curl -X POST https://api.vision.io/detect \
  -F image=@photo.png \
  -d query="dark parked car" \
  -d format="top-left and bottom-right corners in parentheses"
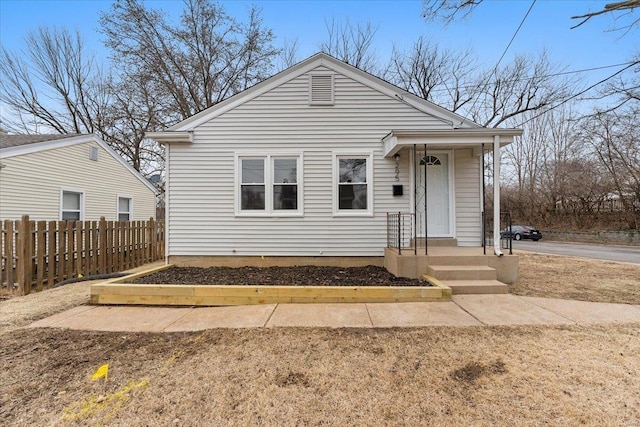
top-left (500, 225), bottom-right (542, 241)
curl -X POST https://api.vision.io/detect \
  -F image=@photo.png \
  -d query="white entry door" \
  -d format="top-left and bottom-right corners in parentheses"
top-left (415, 151), bottom-right (453, 237)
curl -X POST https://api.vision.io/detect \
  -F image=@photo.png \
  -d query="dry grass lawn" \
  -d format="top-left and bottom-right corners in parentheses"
top-left (512, 251), bottom-right (640, 304)
top-left (1, 254), bottom-right (639, 426)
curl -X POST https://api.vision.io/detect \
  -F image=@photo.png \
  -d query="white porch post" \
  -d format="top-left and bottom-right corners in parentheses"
top-left (493, 135), bottom-right (503, 256)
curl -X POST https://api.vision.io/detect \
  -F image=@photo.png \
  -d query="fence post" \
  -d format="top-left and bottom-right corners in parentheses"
top-left (99, 217), bottom-right (107, 274)
top-left (16, 215), bottom-right (32, 295)
top-left (149, 218), bottom-right (156, 261)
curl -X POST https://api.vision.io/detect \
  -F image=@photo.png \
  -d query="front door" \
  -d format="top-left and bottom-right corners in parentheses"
top-left (415, 151), bottom-right (453, 237)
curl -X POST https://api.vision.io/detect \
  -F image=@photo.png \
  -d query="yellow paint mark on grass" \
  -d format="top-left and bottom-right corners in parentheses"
top-left (62, 379), bottom-right (149, 424)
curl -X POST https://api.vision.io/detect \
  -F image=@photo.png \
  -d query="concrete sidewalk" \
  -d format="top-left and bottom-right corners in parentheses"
top-left (29, 295), bottom-right (640, 331)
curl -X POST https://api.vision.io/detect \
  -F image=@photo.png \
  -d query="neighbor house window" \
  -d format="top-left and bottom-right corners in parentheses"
top-left (333, 153), bottom-right (373, 215)
top-left (60, 190), bottom-right (84, 221)
top-left (237, 154), bottom-right (302, 215)
top-left (118, 196), bottom-right (133, 221)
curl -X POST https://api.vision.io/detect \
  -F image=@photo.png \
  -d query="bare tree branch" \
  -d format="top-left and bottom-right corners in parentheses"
top-left (571, 0), bottom-right (640, 28)
top-left (320, 19), bottom-right (379, 73)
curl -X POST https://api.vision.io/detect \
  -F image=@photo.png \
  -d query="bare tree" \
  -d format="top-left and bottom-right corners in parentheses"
top-left (320, 19), bottom-right (379, 73)
top-left (580, 107), bottom-right (640, 229)
top-left (571, 0), bottom-right (640, 29)
top-left (276, 38), bottom-right (300, 72)
top-left (470, 51), bottom-right (576, 128)
top-left (100, 0), bottom-right (280, 120)
top-left (0, 26), bottom-right (165, 176)
top-left (423, 0), bottom-right (640, 30)
top-left (385, 37), bottom-right (476, 113)
top-left (0, 26), bottom-right (109, 135)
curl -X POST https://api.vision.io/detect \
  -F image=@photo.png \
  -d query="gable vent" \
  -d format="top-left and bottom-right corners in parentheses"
top-left (309, 74), bottom-right (334, 105)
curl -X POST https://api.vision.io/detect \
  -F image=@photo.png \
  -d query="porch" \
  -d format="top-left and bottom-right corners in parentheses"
top-left (384, 244), bottom-right (518, 295)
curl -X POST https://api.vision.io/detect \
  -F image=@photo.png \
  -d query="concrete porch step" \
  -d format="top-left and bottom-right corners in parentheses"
top-left (439, 280), bottom-right (508, 295)
top-left (426, 255), bottom-right (491, 266)
top-left (411, 238), bottom-right (458, 247)
top-left (426, 265), bottom-right (497, 281)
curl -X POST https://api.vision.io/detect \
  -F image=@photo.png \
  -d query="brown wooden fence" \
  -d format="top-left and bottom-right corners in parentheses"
top-left (1, 216), bottom-right (165, 296)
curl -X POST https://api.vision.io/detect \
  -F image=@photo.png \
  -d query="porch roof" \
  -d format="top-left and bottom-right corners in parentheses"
top-left (382, 128), bottom-right (523, 158)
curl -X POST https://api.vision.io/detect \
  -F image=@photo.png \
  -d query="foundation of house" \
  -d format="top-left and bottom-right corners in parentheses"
top-left (168, 255), bottom-right (384, 268)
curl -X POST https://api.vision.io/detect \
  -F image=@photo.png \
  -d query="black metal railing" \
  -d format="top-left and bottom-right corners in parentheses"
top-left (483, 211), bottom-right (513, 255)
top-left (501, 211), bottom-right (513, 255)
top-left (387, 212), bottom-right (429, 255)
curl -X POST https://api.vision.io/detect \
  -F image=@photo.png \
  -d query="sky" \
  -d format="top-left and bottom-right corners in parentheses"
top-left (0, 0), bottom-right (638, 99)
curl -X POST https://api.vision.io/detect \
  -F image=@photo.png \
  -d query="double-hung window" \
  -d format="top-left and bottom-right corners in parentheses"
top-left (60, 189), bottom-right (84, 221)
top-left (333, 153), bottom-right (373, 216)
top-left (118, 196), bottom-right (133, 221)
top-left (237, 154), bottom-right (302, 216)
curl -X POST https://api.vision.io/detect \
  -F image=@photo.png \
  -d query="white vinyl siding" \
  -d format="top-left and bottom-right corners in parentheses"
top-left (454, 149), bottom-right (481, 246)
top-left (166, 66), bottom-right (469, 257)
top-left (0, 142), bottom-right (156, 221)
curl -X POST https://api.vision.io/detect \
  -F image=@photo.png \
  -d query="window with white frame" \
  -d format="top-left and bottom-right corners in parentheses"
top-left (334, 153), bottom-right (372, 215)
top-left (61, 190), bottom-right (84, 220)
top-left (237, 154), bottom-right (302, 215)
top-left (118, 196), bottom-right (133, 221)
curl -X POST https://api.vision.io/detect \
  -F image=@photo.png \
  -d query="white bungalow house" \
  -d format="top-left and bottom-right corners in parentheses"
top-left (149, 53), bottom-right (522, 291)
top-left (0, 133), bottom-right (157, 221)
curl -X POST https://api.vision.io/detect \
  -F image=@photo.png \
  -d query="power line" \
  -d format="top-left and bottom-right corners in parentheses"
top-left (514, 61), bottom-right (638, 128)
top-left (494, 0), bottom-right (537, 70)
top-left (428, 61), bottom-right (635, 94)
top-left (467, 0), bottom-right (537, 119)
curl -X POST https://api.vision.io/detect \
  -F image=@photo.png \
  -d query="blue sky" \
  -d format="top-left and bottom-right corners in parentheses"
top-left (0, 0), bottom-right (637, 90)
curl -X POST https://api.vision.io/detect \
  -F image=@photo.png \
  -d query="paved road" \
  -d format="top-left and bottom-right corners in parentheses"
top-left (512, 240), bottom-right (640, 264)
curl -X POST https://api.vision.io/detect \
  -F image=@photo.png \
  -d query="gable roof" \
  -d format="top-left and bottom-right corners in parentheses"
top-left (158, 52), bottom-right (482, 135)
top-left (0, 134), bottom-right (158, 194)
top-left (0, 133), bottom-right (82, 149)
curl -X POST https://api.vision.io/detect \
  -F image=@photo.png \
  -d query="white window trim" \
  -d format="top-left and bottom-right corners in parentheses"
top-left (332, 151), bottom-right (374, 217)
top-left (59, 187), bottom-right (85, 221)
top-left (117, 194), bottom-right (134, 221)
top-left (235, 152), bottom-right (304, 217)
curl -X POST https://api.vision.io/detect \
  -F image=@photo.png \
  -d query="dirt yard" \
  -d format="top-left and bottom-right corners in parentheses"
top-left (1, 253), bottom-right (639, 426)
top-left (131, 265), bottom-right (428, 286)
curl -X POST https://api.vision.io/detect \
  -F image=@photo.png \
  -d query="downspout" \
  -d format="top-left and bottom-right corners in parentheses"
top-left (493, 135), bottom-right (503, 257)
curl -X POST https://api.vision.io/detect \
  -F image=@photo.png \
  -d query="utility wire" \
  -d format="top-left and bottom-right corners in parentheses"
top-left (494, 0), bottom-right (537, 70)
top-left (467, 0), bottom-right (537, 119)
top-left (427, 61), bottom-right (634, 94)
top-left (514, 61), bottom-right (638, 128)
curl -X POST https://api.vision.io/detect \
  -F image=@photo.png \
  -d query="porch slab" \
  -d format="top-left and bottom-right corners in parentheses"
top-left (520, 297), bottom-right (640, 324)
top-left (267, 303), bottom-right (372, 328)
top-left (366, 301), bottom-right (482, 327)
top-left (440, 280), bottom-right (508, 295)
top-left (451, 294), bottom-right (574, 325)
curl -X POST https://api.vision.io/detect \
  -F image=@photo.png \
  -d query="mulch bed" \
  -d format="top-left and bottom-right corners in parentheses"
top-left (130, 265), bottom-right (429, 287)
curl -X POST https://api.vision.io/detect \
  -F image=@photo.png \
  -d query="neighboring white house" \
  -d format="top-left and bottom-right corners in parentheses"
top-left (148, 53), bottom-right (521, 268)
top-left (0, 133), bottom-right (157, 221)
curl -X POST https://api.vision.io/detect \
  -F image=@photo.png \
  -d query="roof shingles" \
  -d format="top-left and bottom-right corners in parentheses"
top-left (0, 134), bottom-right (83, 150)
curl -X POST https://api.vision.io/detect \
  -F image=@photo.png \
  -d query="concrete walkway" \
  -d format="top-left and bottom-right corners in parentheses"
top-left (29, 295), bottom-right (640, 332)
